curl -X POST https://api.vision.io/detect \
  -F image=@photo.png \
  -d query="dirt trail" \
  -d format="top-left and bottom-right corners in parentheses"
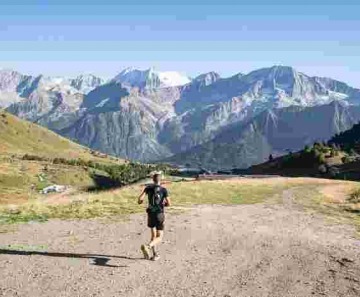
top-left (1, 192), bottom-right (360, 296)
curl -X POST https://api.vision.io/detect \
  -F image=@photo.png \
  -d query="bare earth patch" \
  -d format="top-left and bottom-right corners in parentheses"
top-left (319, 184), bottom-right (355, 204)
top-left (1, 196), bottom-right (360, 296)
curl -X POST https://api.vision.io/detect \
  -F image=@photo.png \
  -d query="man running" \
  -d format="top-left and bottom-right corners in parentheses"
top-left (138, 171), bottom-right (171, 261)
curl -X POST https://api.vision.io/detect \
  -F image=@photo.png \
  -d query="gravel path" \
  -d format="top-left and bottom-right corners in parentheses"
top-left (1, 198), bottom-right (360, 297)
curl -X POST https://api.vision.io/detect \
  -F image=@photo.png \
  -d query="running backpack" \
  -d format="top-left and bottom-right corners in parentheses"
top-left (147, 186), bottom-right (164, 213)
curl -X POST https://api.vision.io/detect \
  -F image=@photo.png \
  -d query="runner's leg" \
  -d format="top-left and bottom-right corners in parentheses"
top-left (148, 213), bottom-right (164, 259)
top-left (141, 216), bottom-right (155, 259)
top-left (149, 227), bottom-right (156, 243)
top-left (150, 230), bottom-right (163, 260)
top-left (149, 230), bottom-right (163, 248)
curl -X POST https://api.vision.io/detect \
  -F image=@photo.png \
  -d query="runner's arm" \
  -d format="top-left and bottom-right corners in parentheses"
top-left (138, 188), bottom-right (146, 204)
top-left (164, 196), bottom-right (171, 207)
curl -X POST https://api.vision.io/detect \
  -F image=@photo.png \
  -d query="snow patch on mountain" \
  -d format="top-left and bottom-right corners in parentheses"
top-left (156, 71), bottom-right (191, 87)
top-left (95, 98), bottom-right (110, 108)
top-left (112, 67), bottom-right (191, 89)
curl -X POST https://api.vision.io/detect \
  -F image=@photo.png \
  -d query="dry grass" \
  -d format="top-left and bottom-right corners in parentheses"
top-left (1, 176), bottom-right (359, 233)
top-left (289, 181), bottom-right (360, 232)
top-left (167, 178), bottom-right (291, 205)
top-left (0, 178), bottom-right (291, 224)
top-left (348, 188), bottom-right (360, 204)
top-left (318, 182), bottom-right (360, 212)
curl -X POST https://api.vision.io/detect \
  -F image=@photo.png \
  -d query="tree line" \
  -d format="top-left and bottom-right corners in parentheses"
top-left (22, 154), bottom-right (173, 186)
top-left (328, 122), bottom-right (360, 154)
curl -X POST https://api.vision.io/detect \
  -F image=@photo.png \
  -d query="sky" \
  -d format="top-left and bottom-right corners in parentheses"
top-left (0, 0), bottom-right (360, 87)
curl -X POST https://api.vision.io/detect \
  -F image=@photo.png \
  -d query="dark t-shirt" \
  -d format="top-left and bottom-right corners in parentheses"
top-left (145, 184), bottom-right (168, 213)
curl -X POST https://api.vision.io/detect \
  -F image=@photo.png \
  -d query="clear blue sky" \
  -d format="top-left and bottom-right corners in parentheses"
top-left (0, 0), bottom-right (360, 87)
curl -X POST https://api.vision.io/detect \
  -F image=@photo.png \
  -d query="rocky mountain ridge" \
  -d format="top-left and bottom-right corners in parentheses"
top-left (4, 65), bottom-right (360, 168)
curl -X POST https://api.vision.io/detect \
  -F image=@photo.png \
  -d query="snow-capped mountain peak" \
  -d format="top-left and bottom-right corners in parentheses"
top-left (112, 67), bottom-right (191, 89)
top-left (70, 74), bottom-right (105, 94)
top-left (0, 69), bottom-right (106, 108)
top-left (0, 69), bottom-right (30, 92)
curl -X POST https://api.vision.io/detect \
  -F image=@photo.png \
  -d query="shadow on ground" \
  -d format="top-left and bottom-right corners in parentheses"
top-left (0, 249), bottom-right (144, 268)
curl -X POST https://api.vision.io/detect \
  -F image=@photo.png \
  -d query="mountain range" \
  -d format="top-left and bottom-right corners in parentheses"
top-left (2, 65), bottom-right (360, 169)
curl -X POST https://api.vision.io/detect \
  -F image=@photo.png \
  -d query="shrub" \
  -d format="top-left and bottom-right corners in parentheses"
top-left (318, 164), bottom-right (327, 174)
top-left (330, 149), bottom-right (339, 157)
top-left (328, 166), bottom-right (340, 178)
top-left (304, 145), bottom-right (311, 153)
top-left (348, 148), bottom-right (357, 156)
top-left (318, 153), bottom-right (326, 164)
top-left (53, 157), bottom-right (65, 164)
top-left (348, 189), bottom-right (360, 203)
top-left (341, 155), bottom-right (351, 164)
top-left (22, 154), bottom-right (47, 162)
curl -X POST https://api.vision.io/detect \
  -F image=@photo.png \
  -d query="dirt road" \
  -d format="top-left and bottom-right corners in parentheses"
top-left (1, 191), bottom-right (360, 297)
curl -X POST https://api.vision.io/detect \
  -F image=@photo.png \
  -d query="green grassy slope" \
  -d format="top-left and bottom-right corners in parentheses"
top-left (0, 110), bottom-right (126, 204)
top-left (0, 110), bottom-right (121, 163)
top-left (0, 158), bottom-right (95, 204)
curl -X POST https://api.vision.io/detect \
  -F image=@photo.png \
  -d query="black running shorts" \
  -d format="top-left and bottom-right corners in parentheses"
top-left (147, 212), bottom-right (165, 230)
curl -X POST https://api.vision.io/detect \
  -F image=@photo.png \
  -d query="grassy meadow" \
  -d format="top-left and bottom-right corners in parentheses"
top-left (0, 156), bottom-right (96, 204)
top-left (0, 177), bottom-right (358, 234)
top-left (1, 110), bottom-right (359, 233)
top-left (0, 178), bottom-right (289, 224)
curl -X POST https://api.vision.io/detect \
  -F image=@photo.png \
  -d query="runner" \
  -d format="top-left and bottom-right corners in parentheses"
top-left (138, 171), bottom-right (171, 261)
